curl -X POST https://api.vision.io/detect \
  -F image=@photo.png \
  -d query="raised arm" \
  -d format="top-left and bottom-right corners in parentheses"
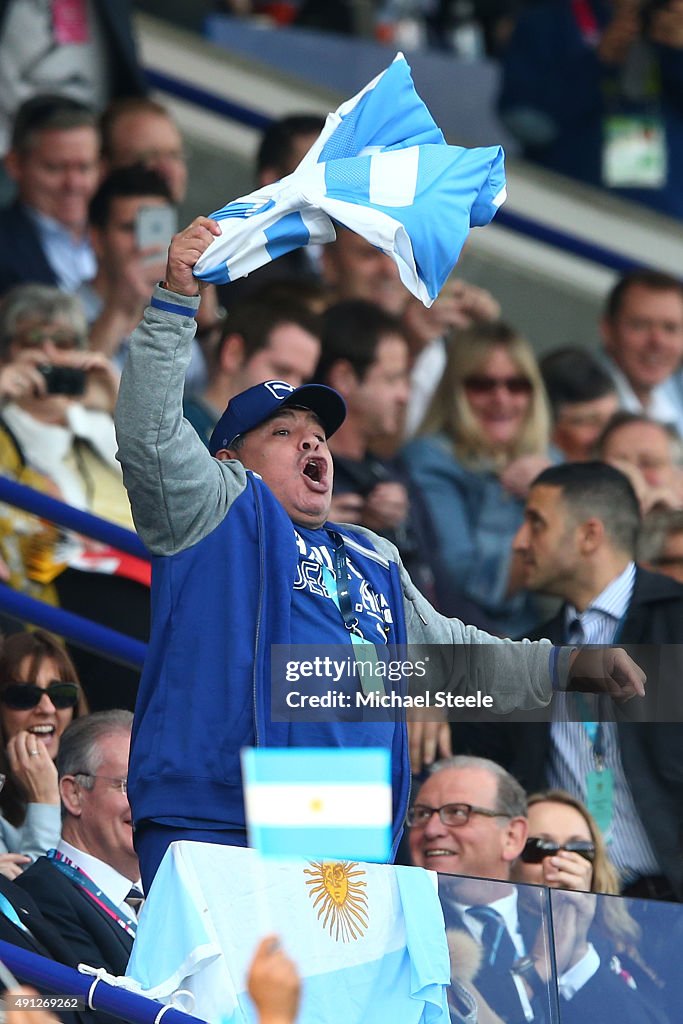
top-left (115, 218), bottom-right (250, 555)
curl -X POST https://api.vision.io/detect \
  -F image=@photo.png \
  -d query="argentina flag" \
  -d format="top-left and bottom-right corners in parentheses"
top-left (193, 53), bottom-right (505, 306)
top-left (242, 748), bottom-right (393, 862)
top-left (127, 842), bottom-right (450, 1024)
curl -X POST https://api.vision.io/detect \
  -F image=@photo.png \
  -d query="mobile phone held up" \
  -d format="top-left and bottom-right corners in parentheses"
top-left (38, 364), bottom-right (87, 396)
top-left (135, 205), bottom-right (178, 263)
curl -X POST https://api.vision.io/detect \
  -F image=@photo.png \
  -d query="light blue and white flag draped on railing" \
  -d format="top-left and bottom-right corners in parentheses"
top-left (193, 52), bottom-right (506, 307)
top-left (127, 842), bottom-right (450, 1024)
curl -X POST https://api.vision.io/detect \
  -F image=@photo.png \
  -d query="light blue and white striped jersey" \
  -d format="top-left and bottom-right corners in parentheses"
top-left (193, 53), bottom-right (506, 307)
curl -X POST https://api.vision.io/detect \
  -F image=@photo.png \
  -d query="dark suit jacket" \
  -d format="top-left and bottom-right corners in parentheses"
top-left (442, 890), bottom-right (663, 1024)
top-left (0, 201), bottom-right (59, 294)
top-left (441, 892), bottom-right (544, 1024)
top-left (0, 873), bottom-right (81, 964)
top-left (16, 857), bottom-right (134, 975)
top-left (0, 0), bottom-right (147, 295)
top-left (453, 568), bottom-right (683, 897)
top-left (0, 875), bottom-right (95, 1024)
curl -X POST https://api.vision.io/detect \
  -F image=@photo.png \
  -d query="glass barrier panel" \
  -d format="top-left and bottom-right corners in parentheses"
top-left (438, 873), bottom-right (560, 1023)
top-left (549, 888), bottom-right (679, 1024)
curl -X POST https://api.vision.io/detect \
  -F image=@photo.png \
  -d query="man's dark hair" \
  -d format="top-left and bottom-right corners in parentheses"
top-left (315, 300), bottom-right (405, 384)
top-left (256, 114), bottom-right (325, 178)
top-left (11, 94), bottom-right (97, 152)
top-left (596, 410), bottom-right (680, 457)
top-left (88, 165), bottom-right (173, 229)
top-left (540, 346), bottom-right (616, 416)
top-left (604, 269), bottom-right (683, 321)
top-left (532, 462), bottom-right (641, 553)
top-left (212, 298), bottom-right (322, 371)
top-left (249, 276), bottom-right (327, 313)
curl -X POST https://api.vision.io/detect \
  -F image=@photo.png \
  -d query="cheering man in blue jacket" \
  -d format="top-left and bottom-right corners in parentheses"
top-left (115, 217), bottom-right (645, 890)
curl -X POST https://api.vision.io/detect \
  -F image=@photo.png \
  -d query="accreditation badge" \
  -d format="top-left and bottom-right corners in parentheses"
top-left (602, 115), bottom-right (667, 188)
top-left (586, 766), bottom-right (614, 835)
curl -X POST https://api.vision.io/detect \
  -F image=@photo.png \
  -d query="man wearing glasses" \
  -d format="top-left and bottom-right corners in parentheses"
top-left (16, 710), bottom-right (141, 976)
top-left (409, 756), bottom-right (658, 1024)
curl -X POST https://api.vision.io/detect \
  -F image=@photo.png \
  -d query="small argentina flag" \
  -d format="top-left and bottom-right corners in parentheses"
top-left (194, 52), bottom-right (506, 307)
top-left (241, 747), bottom-right (392, 862)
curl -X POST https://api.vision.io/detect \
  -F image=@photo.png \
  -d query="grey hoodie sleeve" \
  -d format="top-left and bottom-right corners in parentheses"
top-left (115, 285), bottom-right (248, 556)
top-left (349, 525), bottom-right (562, 712)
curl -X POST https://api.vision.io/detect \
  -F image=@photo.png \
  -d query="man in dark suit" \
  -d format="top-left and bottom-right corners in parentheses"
top-left (0, 874), bottom-right (97, 1024)
top-left (16, 710), bottom-right (139, 975)
top-left (456, 462), bottom-right (683, 900)
top-left (0, 95), bottom-right (100, 295)
top-left (0, 873), bottom-right (80, 965)
top-left (409, 756), bottom-right (665, 1024)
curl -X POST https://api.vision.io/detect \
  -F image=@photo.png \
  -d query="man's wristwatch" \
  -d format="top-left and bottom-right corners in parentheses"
top-left (511, 955), bottom-right (544, 996)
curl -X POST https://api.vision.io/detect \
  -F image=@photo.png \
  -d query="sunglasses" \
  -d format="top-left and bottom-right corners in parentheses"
top-left (521, 837), bottom-right (596, 864)
top-left (464, 375), bottom-right (533, 395)
top-left (1, 680), bottom-right (80, 711)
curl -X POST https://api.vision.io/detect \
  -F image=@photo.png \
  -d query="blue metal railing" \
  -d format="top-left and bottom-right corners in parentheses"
top-left (0, 940), bottom-right (207, 1024)
top-left (493, 208), bottom-right (646, 275)
top-left (0, 476), bottom-right (148, 559)
top-left (146, 68), bottom-right (271, 131)
top-left (0, 476), bottom-right (148, 669)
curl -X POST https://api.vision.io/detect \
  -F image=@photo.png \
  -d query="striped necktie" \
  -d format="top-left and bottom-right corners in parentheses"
top-left (466, 905), bottom-right (516, 970)
top-left (124, 886), bottom-right (144, 918)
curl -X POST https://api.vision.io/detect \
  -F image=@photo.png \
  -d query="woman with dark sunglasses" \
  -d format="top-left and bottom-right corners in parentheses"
top-left (402, 321), bottom-right (552, 636)
top-left (513, 790), bottom-right (668, 1022)
top-left (0, 631), bottom-right (89, 873)
top-left (513, 789), bottom-right (606, 893)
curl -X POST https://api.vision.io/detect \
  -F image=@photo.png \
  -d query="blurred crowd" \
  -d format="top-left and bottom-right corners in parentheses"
top-left (0, 2), bottom-right (680, 1022)
top-left (216, 0), bottom-right (683, 220)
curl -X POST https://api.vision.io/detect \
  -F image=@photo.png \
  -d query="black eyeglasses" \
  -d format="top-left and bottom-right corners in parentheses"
top-left (406, 802), bottom-right (510, 828)
top-left (1, 680), bottom-right (80, 711)
top-left (463, 375), bottom-right (533, 395)
top-left (521, 837), bottom-right (596, 864)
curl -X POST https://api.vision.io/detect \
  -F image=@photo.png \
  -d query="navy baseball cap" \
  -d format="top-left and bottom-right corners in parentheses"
top-left (208, 379), bottom-right (347, 455)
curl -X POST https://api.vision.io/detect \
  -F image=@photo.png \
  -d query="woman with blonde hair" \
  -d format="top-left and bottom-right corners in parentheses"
top-left (402, 321), bottom-right (551, 634)
top-left (513, 789), bottom-right (667, 1019)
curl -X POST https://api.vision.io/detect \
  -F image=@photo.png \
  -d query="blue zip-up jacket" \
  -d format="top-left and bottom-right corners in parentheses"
top-left (131, 469), bottom-right (411, 850)
top-left (115, 287), bottom-right (560, 857)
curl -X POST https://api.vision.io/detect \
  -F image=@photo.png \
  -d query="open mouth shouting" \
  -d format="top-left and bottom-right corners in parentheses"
top-left (301, 455), bottom-right (329, 491)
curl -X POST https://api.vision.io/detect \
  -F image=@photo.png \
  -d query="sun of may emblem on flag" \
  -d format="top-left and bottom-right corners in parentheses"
top-left (304, 861), bottom-right (369, 942)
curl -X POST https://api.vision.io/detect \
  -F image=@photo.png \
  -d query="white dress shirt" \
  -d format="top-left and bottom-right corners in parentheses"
top-left (57, 838), bottom-right (142, 922)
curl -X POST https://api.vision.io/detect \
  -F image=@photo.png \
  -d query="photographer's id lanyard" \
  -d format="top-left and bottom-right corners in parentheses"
top-left (583, 720), bottom-right (614, 836)
top-left (571, 0), bottom-right (666, 187)
top-left (602, 112), bottom-right (666, 188)
top-left (601, 39), bottom-right (666, 188)
top-left (323, 530), bottom-right (386, 696)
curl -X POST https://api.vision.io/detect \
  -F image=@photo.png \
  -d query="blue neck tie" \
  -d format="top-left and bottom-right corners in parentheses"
top-left (466, 905), bottom-right (516, 970)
